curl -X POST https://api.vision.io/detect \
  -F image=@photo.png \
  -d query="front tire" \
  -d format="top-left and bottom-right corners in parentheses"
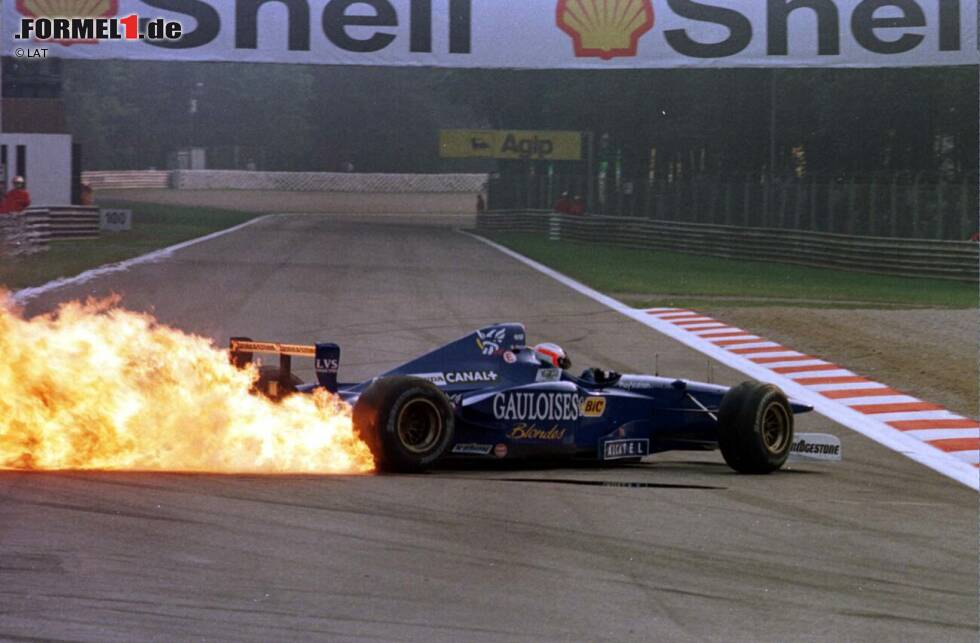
top-left (718, 381), bottom-right (794, 474)
top-left (353, 376), bottom-right (455, 472)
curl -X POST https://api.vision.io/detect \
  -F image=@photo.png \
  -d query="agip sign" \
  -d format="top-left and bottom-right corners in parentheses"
top-left (5, 0), bottom-right (977, 68)
top-left (440, 130), bottom-right (583, 161)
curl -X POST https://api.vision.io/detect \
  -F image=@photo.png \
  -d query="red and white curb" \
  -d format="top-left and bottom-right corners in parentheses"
top-left (465, 231), bottom-right (979, 490)
top-left (646, 308), bottom-right (979, 475)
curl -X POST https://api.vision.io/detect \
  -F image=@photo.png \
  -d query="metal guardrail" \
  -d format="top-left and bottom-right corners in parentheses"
top-left (489, 172), bottom-right (979, 241)
top-left (477, 210), bottom-right (980, 282)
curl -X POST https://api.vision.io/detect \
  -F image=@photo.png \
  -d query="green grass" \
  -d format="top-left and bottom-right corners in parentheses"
top-left (487, 233), bottom-right (978, 309)
top-left (1, 201), bottom-right (259, 290)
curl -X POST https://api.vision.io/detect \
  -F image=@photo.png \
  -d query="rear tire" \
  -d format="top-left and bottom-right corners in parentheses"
top-left (254, 366), bottom-right (303, 401)
top-left (353, 376), bottom-right (455, 473)
top-left (718, 381), bottom-right (793, 474)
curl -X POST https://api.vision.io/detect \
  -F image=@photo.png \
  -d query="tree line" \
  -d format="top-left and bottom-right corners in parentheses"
top-left (60, 61), bottom-right (977, 180)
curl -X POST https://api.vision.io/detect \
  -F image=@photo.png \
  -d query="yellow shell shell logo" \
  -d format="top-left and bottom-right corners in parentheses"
top-left (17, 0), bottom-right (118, 19)
top-left (557, 0), bottom-right (655, 60)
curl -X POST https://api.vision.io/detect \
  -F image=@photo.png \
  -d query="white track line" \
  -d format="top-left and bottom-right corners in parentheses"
top-left (463, 230), bottom-right (979, 490)
top-left (12, 216), bottom-right (271, 304)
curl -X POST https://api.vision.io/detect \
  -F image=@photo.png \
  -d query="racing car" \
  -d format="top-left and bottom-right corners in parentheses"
top-left (230, 323), bottom-right (840, 473)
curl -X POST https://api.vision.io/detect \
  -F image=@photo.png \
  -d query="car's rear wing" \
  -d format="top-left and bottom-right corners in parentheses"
top-left (230, 337), bottom-right (340, 392)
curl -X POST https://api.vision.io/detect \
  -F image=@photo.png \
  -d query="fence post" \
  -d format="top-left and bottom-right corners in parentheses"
top-left (708, 180), bottom-right (719, 226)
top-left (809, 177), bottom-right (818, 232)
top-left (936, 179), bottom-right (946, 239)
top-left (743, 180), bottom-right (751, 227)
top-left (889, 176), bottom-right (898, 238)
top-left (778, 180), bottom-right (789, 228)
top-left (846, 177), bottom-right (857, 235)
top-left (673, 180), bottom-right (681, 222)
top-left (761, 177), bottom-right (770, 228)
top-left (867, 177), bottom-right (877, 236)
top-left (793, 181), bottom-right (803, 230)
top-left (961, 177), bottom-right (972, 239)
top-left (691, 180), bottom-right (700, 223)
top-left (724, 182), bottom-right (733, 225)
top-left (911, 173), bottom-right (921, 238)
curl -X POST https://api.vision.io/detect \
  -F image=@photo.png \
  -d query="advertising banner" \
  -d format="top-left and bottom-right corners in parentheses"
top-left (5, 1), bottom-right (978, 69)
top-left (440, 130), bottom-right (583, 160)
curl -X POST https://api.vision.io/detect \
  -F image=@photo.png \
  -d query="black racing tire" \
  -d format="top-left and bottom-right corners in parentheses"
top-left (718, 381), bottom-right (794, 474)
top-left (254, 366), bottom-right (303, 401)
top-left (353, 376), bottom-right (455, 473)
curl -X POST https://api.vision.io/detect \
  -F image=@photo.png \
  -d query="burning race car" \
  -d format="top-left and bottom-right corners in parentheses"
top-left (230, 323), bottom-right (841, 473)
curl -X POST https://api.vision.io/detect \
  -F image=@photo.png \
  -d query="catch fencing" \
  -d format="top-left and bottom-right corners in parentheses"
top-left (489, 172), bottom-right (979, 242)
top-left (477, 210), bottom-right (979, 282)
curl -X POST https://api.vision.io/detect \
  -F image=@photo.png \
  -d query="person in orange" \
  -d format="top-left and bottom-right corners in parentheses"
top-left (80, 182), bottom-right (94, 206)
top-left (569, 194), bottom-right (586, 215)
top-left (4, 176), bottom-right (31, 213)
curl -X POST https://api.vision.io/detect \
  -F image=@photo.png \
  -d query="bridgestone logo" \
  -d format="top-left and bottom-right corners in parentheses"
top-left (791, 440), bottom-right (840, 456)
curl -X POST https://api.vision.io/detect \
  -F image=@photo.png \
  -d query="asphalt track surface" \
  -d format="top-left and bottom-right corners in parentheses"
top-left (2, 215), bottom-right (977, 642)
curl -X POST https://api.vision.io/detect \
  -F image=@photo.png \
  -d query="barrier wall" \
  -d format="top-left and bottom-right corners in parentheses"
top-left (477, 210), bottom-right (980, 283)
top-left (170, 170), bottom-right (487, 193)
top-left (82, 170), bottom-right (487, 215)
top-left (83, 171), bottom-right (171, 190)
top-left (83, 170), bottom-right (487, 193)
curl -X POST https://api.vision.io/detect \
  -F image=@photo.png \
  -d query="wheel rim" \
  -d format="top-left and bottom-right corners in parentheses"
top-left (761, 402), bottom-right (790, 453)
top-left (396, 398), bottom-right (443, 454)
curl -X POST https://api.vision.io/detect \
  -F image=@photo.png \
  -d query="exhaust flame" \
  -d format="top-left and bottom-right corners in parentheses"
top-left (0, 292), bottom-right (374, 473)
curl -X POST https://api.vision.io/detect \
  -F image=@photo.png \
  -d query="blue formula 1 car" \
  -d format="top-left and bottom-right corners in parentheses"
top-left (230, 323), bottom-right (841, 474)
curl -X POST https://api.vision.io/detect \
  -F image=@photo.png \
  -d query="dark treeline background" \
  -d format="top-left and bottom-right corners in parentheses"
top-left (58, 61), bottom-right (977, 179)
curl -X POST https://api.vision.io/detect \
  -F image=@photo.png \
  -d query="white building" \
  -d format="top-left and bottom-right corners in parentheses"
top-left (0, 133), bottom-right (72, 207)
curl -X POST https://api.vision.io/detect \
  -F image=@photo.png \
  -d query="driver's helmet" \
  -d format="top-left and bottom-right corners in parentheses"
top-left (533, 342), bottom-right (570, 369)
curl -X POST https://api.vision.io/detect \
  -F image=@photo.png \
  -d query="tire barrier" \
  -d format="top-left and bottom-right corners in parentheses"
top-left (478, 210), bottom-right (979, 283)
top-left (1, 206), bottom-right (101, 256)
top-left (43, 206), bottom-right (101, 241)
top-left (0, 210), bottom-right (50, 257)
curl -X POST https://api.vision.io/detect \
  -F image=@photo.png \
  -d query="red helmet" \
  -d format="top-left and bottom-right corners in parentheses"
top-left (533, 342), bottom-right (570, 369)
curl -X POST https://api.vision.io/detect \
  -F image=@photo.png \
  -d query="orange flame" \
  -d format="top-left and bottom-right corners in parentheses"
top-left (0, 292), bottom-right (374, 474)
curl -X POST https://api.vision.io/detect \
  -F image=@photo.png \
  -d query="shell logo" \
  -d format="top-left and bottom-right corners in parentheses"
top-left (16, 0), bottom-right (118, 19)
top-left (557, 0), bottom-right (655, 60)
